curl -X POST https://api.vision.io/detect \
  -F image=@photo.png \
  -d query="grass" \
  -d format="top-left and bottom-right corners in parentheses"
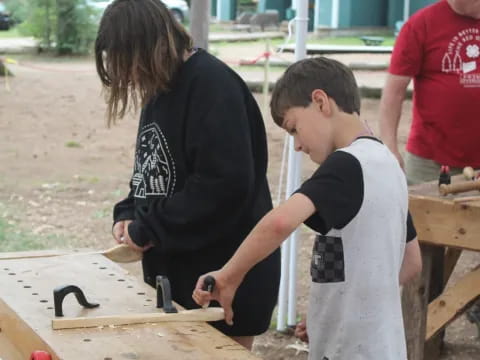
top-left (65, 140), bottom-right (82, 148)
top-left (0, 217), bottom-right (62, 252)
top-left (0, 27), bottom-right (21, 39)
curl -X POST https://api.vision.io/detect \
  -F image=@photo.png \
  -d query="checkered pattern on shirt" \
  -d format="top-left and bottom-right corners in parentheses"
top-left (311, 235), bottom-right (345, 283)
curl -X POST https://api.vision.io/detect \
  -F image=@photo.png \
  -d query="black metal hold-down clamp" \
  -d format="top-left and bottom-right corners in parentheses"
top-left (156, 276), bottom-right (178, 313)
top-left (53, 285), bottom-right (100, 317)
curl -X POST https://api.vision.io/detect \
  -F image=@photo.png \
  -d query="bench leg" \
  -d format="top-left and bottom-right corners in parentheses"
top-left (402, 244), bottom-right (435, 360)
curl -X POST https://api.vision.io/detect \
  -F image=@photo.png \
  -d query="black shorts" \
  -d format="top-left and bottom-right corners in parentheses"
top-left (142, 247), bottom-right (281, 336)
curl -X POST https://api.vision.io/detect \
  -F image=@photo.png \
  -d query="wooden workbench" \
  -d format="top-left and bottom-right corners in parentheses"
top-left (0, 251), bottom-right (261, 360)
top-left (406, 177), bottom-right (480, 360)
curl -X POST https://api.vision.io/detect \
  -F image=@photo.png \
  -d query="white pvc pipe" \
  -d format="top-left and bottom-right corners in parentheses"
top-left (277, 137), bottom-right (298, 331)
top-left (332, 0), bottom-right (340, 29)
top-left (403, 0), bottom-right (410, 22)
top-left (274, 0), bottom-right (308, 331)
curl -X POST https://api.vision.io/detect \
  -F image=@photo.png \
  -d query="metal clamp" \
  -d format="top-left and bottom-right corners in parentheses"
top-left (53, 285), bottom-right (99, 317)
top-left (156, 276), bottom-right (178, 313)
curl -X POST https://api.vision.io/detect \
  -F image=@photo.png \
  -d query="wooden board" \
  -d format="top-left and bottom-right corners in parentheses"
top-left (409, 176), bottom-right (480, 251)
top-left (426, 266), bottom-right (480, 340)
top-left (0, 252), bottom-right (260, 360)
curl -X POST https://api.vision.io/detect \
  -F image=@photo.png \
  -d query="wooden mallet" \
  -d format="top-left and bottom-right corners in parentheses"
top-left (439, 180), bottom-right (480, 196)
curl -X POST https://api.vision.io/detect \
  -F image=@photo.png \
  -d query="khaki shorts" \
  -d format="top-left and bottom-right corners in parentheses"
top-left (404, 152), bottom-right (462, 186)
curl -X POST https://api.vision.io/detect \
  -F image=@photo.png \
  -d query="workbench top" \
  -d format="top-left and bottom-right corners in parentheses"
top-left (0, 252), bottom-right (260, 360)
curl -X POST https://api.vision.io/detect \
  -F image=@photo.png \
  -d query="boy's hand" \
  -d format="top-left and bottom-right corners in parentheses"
top-left (295, 319), bottom-right (309, 343)
top-left (192, 271), bottom-right (242, 326)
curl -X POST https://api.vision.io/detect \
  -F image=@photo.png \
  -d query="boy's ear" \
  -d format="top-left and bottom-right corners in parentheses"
top-left (311, 89), bottom-right (331, 115)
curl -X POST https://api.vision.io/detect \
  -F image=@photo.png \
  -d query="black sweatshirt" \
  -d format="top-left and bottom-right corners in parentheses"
top-left (113, 49), bottom-right (276, 278)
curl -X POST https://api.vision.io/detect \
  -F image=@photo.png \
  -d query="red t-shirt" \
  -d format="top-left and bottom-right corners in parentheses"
top-left (390, 0), bottom-right (480, 167)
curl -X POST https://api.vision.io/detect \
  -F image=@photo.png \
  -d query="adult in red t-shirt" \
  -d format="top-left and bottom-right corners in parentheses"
top-left (380, 0), bottom-right (480, 185)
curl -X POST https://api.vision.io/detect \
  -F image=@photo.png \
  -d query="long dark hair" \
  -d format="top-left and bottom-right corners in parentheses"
top-left (95, 0), bottom-right (193, 125)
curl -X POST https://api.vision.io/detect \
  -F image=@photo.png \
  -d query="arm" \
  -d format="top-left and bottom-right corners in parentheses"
top-left (379, 74), bottom-right (411, 168)
top-left (399, 237), bottom-right (422, 285)
top-left (193, 193), bottom-right (316, 325)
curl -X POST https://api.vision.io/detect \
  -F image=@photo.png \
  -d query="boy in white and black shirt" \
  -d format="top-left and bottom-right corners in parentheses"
top-left (193, 57), bottom-right (421, 359)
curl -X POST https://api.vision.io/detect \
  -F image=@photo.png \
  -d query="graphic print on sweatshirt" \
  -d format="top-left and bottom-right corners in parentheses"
top-left (132, 123), bottom-right (176, 198)
top-left (441, 27), bottom-right (480, 87)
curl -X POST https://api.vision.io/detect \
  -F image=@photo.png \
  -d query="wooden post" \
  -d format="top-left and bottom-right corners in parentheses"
top-left (0, 60), bottom-right (12, 77)
top-left (190, 0), bottom-right (210, 51)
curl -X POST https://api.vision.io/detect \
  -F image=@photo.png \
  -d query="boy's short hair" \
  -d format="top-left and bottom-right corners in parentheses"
top-left (270, 57), bottom-right (361, 126)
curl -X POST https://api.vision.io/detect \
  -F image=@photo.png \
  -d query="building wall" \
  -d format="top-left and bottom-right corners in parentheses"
top-left (258, 0), bottom-right (292, 20)
top-left (315, 0), bottom-right (333, 27)
top-left (350, 0), bottom-right (387, 27)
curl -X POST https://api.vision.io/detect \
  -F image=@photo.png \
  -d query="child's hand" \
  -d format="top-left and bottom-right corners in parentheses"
top-left (192, 271), bottom-right (241, 326)
top-left (295, 319), bottom-right (309, 343)
top-left (112, 220), bottom-right (131, 244)
top-left (121, 221), bottom-right (153, 252)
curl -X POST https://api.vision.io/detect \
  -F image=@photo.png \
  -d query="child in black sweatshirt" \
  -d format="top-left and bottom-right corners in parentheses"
top-left (94, 0), bottom-right (280, 349)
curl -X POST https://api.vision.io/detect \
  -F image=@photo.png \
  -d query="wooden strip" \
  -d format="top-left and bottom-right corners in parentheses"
top-left (426, 267), bottom-right (480, 340)
top-left (0, 245), bottom-right (142, 263)
top-left (52, 308), bottom-right (225, 330)
top-left (0, 249), bottom-right (69, 260)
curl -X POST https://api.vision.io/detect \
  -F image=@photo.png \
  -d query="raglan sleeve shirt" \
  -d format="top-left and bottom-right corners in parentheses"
top-left (126, 64), bottom-right (260, 253)
top-left (296, 150), bottom-right (417, 242)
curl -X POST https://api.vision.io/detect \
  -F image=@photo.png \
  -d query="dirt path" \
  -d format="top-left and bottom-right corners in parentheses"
top-left (0, 56), bottom-right (479, 359)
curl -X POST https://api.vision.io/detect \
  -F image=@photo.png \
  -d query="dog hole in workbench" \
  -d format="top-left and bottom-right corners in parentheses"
top-left (118, 279), bottom-right (125, 282)
top-left (99, 266), bottom-right (107, 270)
top-left (32, 293), bottom-right (38, 295)
top-left (40, 300), bottom-right (48, 303)
top-left (17, 279), bottom-right (23, 282)
top-left (47, 306), bottom-right (53, 310)
top-left (83, 338), bottom-right (92, 342)
top-left (23, 285), bottom-right (31, 288)
top-left (92, 262), bottom-right (98, 265)
top-left (127, 285), bottom-right (133, 288)
top-left (145, 299), bottom-right (152, 302)
top-left (8, 273), bottom-right (16, 275)
top-left (109, 273), bottom-right (115, 276)
top-left (3, 268), bottom-right (9, 271)
top-left (137, 292), bottom-right (145, 295)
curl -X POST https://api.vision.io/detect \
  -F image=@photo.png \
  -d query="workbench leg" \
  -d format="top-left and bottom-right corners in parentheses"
top-left (444, 248), bottom-right (462, 285)
top-left (402, 244), bottom-right (434, 360)
top-left (424, 245), bottom-right (446, 359)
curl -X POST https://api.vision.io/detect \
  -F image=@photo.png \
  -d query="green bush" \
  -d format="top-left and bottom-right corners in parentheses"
top-left (6, 0), bottom-right (98, 55)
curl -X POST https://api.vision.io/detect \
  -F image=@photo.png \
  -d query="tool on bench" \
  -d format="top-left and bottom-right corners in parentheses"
top-left (52, 275), bottom-right (223, 330)
top-left (53, 285), bottom-right (99, 317)
top-left (438, 165), bottom-right (451, 186)
top-left (463, 166), bottom-right (476, 180)
top-left (439, 180), bottom-right (480, 196)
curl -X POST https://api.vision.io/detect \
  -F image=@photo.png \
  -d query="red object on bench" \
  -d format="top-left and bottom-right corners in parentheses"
top-left (30, 351), bottom-right (52, 360)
